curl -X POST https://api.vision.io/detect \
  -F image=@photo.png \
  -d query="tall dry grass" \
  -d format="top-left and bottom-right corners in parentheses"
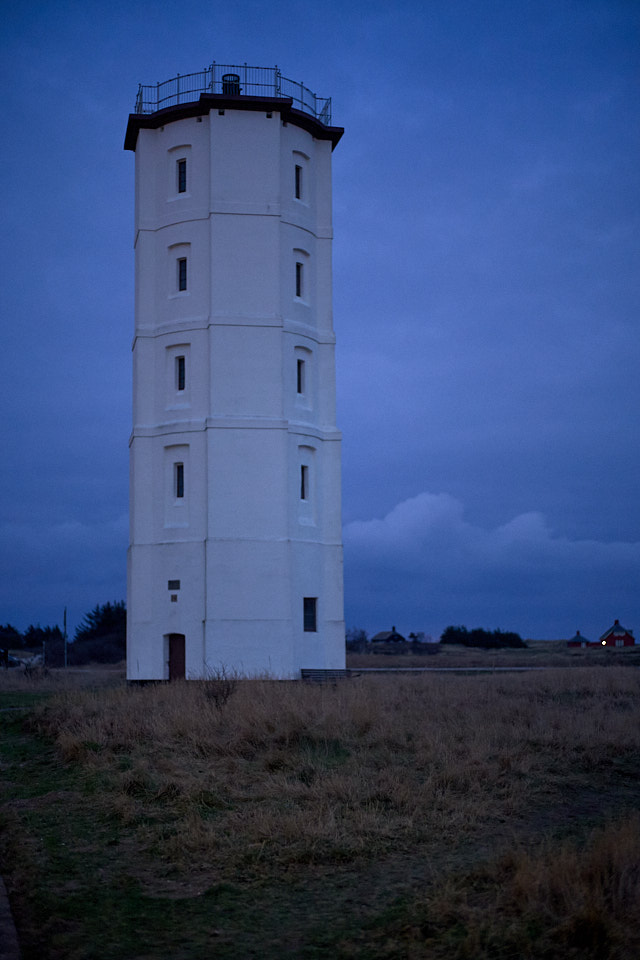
top-left (394, 815), bottom-right (640, 959)
top-left (34, 668), bottom-right (640, 879)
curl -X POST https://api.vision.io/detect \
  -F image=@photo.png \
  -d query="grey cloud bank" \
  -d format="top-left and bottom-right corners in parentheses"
top-left (344, 493), bottom-right (640, 640)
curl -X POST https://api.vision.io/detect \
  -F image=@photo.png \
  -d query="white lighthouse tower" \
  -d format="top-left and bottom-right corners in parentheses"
top-left (124, 64), bottom-right (345, 680)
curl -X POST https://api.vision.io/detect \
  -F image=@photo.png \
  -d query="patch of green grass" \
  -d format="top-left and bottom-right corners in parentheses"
top-left (0, 690), bottom-right (54, 710)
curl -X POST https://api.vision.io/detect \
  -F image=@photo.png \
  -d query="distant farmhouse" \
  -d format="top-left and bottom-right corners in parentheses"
top-left (567, 619), bottom-right (635, 648)
top-left (371, 626), bottom-right (406, 643)
top-left (598, 619), bottom-right (635, 647)
top-left (567, 630), bottom-right (591, 648)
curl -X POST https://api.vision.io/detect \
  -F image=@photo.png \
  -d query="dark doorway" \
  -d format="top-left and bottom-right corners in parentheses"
top-left (168, 633), bottom-right (185, 680)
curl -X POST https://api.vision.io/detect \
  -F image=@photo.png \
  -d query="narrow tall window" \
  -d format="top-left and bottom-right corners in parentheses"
top-left (178, 258), bottom-right (187, 291)
top-left (295, 164), bottom-right (302, 199)
top-left (296, 358), bottom-right (305, 394)
top-left (295, 261), bottom-right (303, 298)
top-left (175, 462), bottom-right (184, 499)
top-left (177, 158), bottom-right (187, 193)
top-left (300, 464), bottom-right (308, 500)
top-left (303, 597), bottom-right (317, 632)
top-left (176, 356), bottom-right (186, 391)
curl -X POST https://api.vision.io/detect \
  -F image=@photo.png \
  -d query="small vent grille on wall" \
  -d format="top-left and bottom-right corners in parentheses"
top-left (168, 580), bottom-right (181, 590)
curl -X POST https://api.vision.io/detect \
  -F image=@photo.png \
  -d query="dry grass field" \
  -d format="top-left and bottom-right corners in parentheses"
top-left (1, 664), bottom-right (639, 958)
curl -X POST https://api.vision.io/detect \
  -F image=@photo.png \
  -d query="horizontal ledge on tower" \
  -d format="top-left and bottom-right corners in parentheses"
top-left (125, 94), bottom-right (343, 152)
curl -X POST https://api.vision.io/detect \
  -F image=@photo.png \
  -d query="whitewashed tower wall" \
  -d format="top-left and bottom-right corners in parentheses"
top-left (125, 71), bottom-right (345, 679)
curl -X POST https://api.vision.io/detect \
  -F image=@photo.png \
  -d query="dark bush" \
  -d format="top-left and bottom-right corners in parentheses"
top-left (346, 628), bottom-right (368, 653)
top-left (440, 625), bottom-right (526, 649)
top-left (0, 624), bottom-right (23, 648)
top-left (21, 625), bottom-right (65, 666)
top-left (70, 602), bottom-right (126, 664)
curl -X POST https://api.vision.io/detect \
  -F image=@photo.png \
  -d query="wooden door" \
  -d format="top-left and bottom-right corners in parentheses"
top-left (168, 633), bottom-right (185, 681)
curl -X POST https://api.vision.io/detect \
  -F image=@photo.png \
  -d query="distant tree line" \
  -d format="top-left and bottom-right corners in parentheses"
top-left (1, 623), bottom-right (65, 658)
top-left (0, 601), bottom-right (126, 667)
top-left (440, 625), bottom-right (526, 649)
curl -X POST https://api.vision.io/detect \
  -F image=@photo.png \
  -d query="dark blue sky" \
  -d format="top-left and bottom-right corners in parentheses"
top-left (2, 0), bottom-right (638, 640)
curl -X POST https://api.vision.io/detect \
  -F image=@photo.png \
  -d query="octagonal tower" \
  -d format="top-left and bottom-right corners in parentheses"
top-left (124, 64), bottom-right (345, 679)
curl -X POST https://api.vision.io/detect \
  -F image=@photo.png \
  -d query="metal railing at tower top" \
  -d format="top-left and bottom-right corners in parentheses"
top-left (134, 63), bottom-right (333, 125)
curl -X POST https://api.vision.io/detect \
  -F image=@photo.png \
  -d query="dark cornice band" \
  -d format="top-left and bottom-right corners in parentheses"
top-left (124, 93), bottom-right (344, 151)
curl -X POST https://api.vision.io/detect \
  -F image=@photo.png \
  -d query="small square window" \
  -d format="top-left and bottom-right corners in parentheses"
top-left (303, 597), bottom-right (317, 632)
top-left (300, 464), bottom-right (308, 500)
top-left (177, 158), bottom-right (187, 193)
top-left (296, 358), bottom-right (305, 394)
top-left (295, 164), bottom-right (302, 199)
top-left (295, 261), bottom-right (303, 298)
top-left (175, 462), bottom-right (184, 499)
top-left (178, 258), bottom-right (187, 291)
top-left (176, 356), bottom-right (186, 391)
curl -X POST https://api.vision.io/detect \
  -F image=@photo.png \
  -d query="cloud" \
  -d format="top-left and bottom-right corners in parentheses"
top-left (343, 493), bottom-right (640, 640)
top-left (0, 515), bottom-right (128, 633)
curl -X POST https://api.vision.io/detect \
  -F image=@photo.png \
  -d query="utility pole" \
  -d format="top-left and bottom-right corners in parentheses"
top-left (64, 606), bottom-right (68, 668)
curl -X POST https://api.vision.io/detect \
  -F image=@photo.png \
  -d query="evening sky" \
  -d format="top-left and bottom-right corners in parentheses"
top-left (2, 0), bottom-right (638, 640)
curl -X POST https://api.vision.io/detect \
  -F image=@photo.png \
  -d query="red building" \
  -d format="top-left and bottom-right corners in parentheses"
top-left (598, 619), bottom-right (635, 647)
top-left (567, 620), bottom-right (635, 648)
top-left (567, 630), bottom-right (590, 648)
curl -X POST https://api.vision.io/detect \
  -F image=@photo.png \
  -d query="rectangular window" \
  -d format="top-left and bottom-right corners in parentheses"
top-left (175, 462), bottom-right (184, 499)
top-left (303, 597), bottom-right (317, 632)
top-left (295, 164), bottom-right (302, 199)
top-left (295, 261), bottom-right (303, 298)
top-left (296, 358), bottom-right (305, 394)
top-left (176, 356), bottom-right (186, 391)
top-left (177, 158), bottom-right (187, 193)
top-left (178, 258), bottom-right (187, 291)
top-left (300, 464), bottom-right (308, 500)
